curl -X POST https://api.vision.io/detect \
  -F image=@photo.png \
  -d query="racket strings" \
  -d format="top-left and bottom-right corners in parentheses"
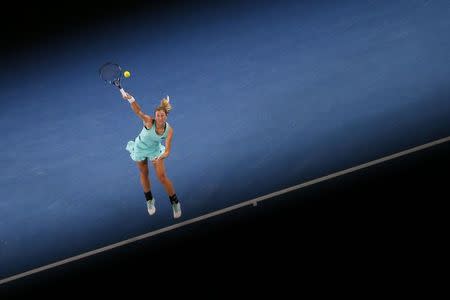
top-left (99, 63), bottom-right (122, 83)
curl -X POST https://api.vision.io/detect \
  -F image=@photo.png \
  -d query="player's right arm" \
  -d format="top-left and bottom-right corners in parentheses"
top-left (122, 92), bottom-right (153, 123)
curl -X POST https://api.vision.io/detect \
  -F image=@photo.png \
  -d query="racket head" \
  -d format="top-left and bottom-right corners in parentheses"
top-left (99, 62), bottom-right (123, 87)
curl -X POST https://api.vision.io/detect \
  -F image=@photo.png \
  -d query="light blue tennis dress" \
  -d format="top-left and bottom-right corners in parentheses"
top-left (126, 121), bottom-right (171, 161)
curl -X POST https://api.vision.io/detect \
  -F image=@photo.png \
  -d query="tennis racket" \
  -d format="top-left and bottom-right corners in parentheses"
top-left (99, 62), bottom-right (128, 97)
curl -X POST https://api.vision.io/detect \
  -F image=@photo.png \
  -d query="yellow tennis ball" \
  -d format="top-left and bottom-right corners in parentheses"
top-left (124, 71), bottom-right (131, 78)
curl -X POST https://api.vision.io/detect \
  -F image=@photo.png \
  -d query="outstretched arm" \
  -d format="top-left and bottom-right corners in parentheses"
top-left (122, 91), bottom-right (153, 123)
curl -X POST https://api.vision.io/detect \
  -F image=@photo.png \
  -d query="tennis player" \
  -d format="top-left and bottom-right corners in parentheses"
top-left (122, 91), bottom-right (181, 219)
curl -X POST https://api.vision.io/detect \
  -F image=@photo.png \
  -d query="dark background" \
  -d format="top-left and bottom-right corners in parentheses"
top-left (1, 0), bottom-right (447, 295)
top-left (2, 128), bottom-right (447, 296)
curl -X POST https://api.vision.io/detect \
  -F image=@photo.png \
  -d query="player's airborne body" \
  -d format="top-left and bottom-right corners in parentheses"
top-left (99, 62), bottom-right (182, 219)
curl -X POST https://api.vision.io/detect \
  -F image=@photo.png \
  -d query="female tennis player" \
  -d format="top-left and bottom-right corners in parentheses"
top-left (122, 91), bottom-right (181, 219)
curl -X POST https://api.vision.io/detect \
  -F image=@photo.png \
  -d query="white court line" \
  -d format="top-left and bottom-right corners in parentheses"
top-left (1, 135), bottom-right (449, 285)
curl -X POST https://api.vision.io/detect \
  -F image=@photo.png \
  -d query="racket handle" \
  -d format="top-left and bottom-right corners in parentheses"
top-left (120, 88), bottom-right (135, 103)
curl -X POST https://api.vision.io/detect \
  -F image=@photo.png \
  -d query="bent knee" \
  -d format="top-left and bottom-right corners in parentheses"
top-left (139, 167), bottom-right (148, 177)
top-left (139, 169), bottom-right (149, 177)
top-left (157, 174), bottom-right (169, 183)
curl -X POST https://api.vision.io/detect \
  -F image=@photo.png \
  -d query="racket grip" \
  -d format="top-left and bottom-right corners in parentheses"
top-left (121, 88), bottom-right (136, 103)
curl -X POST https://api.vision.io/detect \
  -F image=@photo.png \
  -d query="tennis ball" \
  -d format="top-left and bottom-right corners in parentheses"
top-left (124, 71), bottom-right (131, 78)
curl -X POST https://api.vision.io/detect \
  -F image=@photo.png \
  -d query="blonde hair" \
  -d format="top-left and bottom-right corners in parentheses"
top-left (156, 96), bottom-right (172, 115)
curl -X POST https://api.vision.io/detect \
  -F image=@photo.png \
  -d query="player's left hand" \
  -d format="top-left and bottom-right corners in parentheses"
top-left (154, 153), bottom-right (168, 161)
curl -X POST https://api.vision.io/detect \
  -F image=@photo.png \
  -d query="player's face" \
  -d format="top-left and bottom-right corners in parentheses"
top-left (155, 110), bottom-right (167, 125)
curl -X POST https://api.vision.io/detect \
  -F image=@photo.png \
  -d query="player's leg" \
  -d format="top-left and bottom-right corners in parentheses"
top-left (137, 158), bottom-right (156, 215)
top-left (152, 159), bottom-right (181, 218)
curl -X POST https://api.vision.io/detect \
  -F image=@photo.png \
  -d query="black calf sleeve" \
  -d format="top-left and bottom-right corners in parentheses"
top-left (144, 190), bottom-right (153, 201)
top-left (169, 194), bottom-right (179, 204)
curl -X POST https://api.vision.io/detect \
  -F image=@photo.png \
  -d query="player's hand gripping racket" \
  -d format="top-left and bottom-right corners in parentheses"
top-left (99, 62), bottom-right (128, 98)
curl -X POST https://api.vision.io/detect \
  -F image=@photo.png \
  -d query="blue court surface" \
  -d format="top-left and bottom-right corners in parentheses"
top-left (1, 0), bottom-right (449, 280)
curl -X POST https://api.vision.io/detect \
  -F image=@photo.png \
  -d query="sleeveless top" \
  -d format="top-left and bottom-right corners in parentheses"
top-left (137, 121), bottom-right (170, 149)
